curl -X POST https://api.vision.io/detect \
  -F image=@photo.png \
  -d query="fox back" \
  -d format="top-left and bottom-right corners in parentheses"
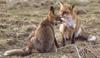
top-left (30, 6), bottom-right (61, 52)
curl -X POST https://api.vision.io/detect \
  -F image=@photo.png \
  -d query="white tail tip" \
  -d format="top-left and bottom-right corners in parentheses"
top-left (3, 51), bottom-right (10, 56)
top-left (88, 35), bottom-right (96, 41)
top-left (3, 50), bottom-right (15, 56)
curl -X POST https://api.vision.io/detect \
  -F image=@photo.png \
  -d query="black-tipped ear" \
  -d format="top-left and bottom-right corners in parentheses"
top-left (50, 6), bottom-right (55, 14)
top-left (59, 1), bottom-right (63, 8)
top-left (72, 4), bottom-right (75, 10)
top-left (69, 4), bottom-right (75, 11)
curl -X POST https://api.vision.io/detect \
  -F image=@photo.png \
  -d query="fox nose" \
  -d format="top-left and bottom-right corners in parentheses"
top-left (61, 17), bottom-right (76, 29)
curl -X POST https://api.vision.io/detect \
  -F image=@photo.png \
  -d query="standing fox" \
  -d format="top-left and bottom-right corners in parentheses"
top-left (59, 2), bottom-right (96, 46)
top-left (3, 6), bottom-right (61, 56)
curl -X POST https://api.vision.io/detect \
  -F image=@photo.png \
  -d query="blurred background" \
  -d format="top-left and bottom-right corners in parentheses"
top-left (0, 0), bottom-right (100, 58)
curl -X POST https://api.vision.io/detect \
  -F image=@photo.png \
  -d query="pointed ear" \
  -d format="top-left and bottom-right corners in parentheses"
top-left (69, 4), bottom-right (75, 11)
top-left (50, 6), bottom-right (55, 14)
top-left (59, 2), bottom-right (64, 9)
top-left (72, 4), bottom-right (75, 10)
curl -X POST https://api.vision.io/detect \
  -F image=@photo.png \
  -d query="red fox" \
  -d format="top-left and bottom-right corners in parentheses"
top-left (3, 6), bottom-right (62, 56)
top-left (59, 2), bottom-right (96, 46)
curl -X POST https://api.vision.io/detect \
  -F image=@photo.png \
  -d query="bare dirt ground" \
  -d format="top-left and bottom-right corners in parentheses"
top-left (0, 0), bottom-right (100, 58)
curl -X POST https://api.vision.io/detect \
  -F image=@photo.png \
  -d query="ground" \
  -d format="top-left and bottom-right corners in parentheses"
top-left (0, 0), bottom-right (100, 58)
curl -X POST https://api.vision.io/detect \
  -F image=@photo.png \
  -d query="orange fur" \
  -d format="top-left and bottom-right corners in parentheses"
top-left (59, 2), bottom-right (96, 46)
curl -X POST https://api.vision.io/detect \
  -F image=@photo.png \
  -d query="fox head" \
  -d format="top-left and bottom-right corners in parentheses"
top-left (59, 2), bottom-right (76, 29)
top-left (47, 6), bottom-right (62, 25)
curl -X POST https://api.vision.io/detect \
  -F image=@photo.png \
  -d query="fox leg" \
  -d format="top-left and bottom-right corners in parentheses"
top-left (27, 37), bottom-right (39, 53)
top-left (59, 24), bottom-right (66, 46)
top-left (71, 32), bottom-right (76, 44)
top-left (54, 38), bottom-right (59, 48)
top-left (26, 31), bottom-right (35, 41)
top-left (61, 30), bottom-right (69, 46)
top-left (61, 32), bottom-right (66, 46)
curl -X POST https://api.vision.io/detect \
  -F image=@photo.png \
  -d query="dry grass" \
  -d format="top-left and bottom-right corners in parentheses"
top-left (0, 0), bottom-right (100, 58)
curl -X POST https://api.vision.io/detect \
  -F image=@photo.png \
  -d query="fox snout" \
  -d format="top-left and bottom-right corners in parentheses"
top-left (60, 15), bottom-right (76, 29)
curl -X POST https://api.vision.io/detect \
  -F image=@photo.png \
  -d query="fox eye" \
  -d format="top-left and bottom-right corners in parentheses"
top-left (62, 11), bottom-right (69, 15)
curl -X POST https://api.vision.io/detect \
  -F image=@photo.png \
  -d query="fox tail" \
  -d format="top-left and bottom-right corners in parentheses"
top-left (3, 47), bottom-right (32, 56)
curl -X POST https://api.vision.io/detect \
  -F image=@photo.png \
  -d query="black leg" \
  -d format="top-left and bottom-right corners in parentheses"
top-left (71, 33), bottom-right (75, 44)
top-left (66, 38), bottom-right (69, 41)
top-left (54, 38), bottom-right (59, 48)
top-left (62, 37), bottom-right (66, 46)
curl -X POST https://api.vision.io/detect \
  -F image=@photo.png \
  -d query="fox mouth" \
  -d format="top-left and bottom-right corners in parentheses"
top-left (60, 14), bottom-right (76, 29)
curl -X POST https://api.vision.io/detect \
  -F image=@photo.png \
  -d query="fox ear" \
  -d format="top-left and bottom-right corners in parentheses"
top-left (50, 6), bottom-right (55, 14)
top-left (69, 4), bottom-right (75, 11)
top-left (59, 2), bottom-right (63, 9)
top-left (72, 4), bottom-right (75, 10)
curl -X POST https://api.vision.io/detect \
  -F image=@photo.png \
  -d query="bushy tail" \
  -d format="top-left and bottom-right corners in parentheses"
top-left (3, 48), bottom-right (32, 56)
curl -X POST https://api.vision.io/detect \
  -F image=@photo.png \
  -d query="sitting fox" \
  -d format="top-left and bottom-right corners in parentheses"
top-left (4, 6), bottom-right (62, 56)
top-left (59, 2), bottom-right (96, 46)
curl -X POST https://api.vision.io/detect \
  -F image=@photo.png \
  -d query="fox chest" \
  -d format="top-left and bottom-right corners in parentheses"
top-left (59, 24), bottom-right (81, 38)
